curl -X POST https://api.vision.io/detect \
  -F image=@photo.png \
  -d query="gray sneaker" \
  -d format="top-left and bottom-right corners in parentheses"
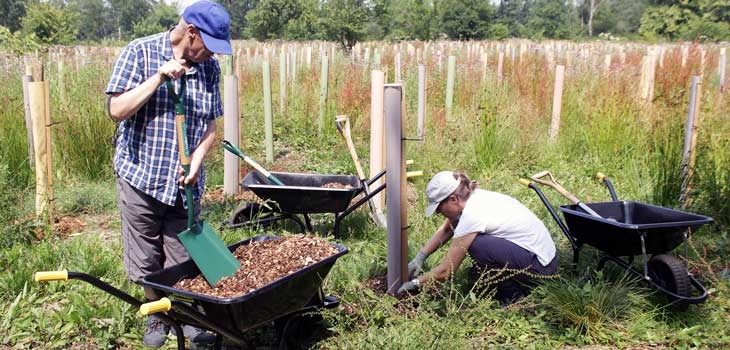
top-left (142, 315), bottom-right (170, 348)
top-left (171, 324), bottom-right (216, 345)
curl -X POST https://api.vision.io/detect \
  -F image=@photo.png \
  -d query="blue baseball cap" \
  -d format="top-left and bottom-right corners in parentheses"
top-left (182, 0), bottom-right (232, 55)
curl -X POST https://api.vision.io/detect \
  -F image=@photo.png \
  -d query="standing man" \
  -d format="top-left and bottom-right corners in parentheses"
top-left (106, 1), bottom-right (231, 347)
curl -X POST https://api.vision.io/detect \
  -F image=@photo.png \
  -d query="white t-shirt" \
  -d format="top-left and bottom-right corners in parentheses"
top-left (453, 189), bottom-right (556, 266)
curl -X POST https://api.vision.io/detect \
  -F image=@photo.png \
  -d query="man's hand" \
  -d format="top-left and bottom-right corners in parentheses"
top-left (158, 58), bottom-right (188, 80)
top-left (407, 250), bottom-right (428, 279)
top-left (397, 279), bottom-right (420, 294)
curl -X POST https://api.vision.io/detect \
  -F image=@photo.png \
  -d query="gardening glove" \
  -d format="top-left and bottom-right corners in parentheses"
top-left (397, 279), bottom-right (421, 294)
top-left (407, 250), bottom-right (429, 279)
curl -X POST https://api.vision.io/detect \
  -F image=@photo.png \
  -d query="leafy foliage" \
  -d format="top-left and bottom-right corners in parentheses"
top-left (0, 25), bottom-right (40, 55)
top-left (435, 0), bottom-right (494, 40)
top-left (20, 2), bottom-right (79, 45)
top-left (321, 0), bottom-right (370, 50)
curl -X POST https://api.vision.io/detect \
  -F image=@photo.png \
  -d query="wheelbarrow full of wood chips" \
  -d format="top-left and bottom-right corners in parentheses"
top-left (34, 235), bottom-right (348, 349)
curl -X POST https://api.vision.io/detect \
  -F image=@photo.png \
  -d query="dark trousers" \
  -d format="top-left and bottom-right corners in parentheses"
top-left (467, 233), bottom-right (557, 302)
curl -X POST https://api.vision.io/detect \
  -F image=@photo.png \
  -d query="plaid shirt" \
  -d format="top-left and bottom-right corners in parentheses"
top-left (106, 31), bottom-right (223, 206)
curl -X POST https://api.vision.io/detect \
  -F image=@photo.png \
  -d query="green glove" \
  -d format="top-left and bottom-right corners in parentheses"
top-left (407, 250), bottom-right (428, 279)
top-left (397, 279), bottom-right (420, 294)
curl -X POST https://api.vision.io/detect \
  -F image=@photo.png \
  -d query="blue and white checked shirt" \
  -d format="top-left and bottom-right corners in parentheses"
top-left (106, 31), bottom-right (223, 207)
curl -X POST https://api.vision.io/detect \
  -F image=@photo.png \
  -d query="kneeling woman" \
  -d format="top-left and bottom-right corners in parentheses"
top-left (399, 171), bottom-right (558, 304)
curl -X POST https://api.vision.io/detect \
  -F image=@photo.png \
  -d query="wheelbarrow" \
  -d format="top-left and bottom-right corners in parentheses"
top-left (520, 172), bottom-right (714, 311)
top-left (34, 235), bottom-right (348, 349)
top-left (222, 170), bottom-right (387, 236)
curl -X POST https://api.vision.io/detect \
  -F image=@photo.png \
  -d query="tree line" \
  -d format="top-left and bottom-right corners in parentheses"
top-left (1, 0), bottom-right (728, 54)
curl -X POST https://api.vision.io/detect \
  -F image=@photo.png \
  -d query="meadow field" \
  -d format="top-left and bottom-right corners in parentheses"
top-left (0, 39), bottom-right (728, 349)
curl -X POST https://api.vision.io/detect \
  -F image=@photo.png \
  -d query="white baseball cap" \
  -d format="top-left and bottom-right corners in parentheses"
top-left (424, 171), bottom-right (460, 217)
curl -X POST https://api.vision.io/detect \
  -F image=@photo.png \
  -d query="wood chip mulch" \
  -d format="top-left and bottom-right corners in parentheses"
top-left (173, 234), bottom-right (339, 299)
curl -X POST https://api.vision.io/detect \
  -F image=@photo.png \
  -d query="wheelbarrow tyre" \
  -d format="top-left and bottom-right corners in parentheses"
top-left (228, 202), bottom-right (273, 226)
top-left (647, 254), bottom-right (691, 311)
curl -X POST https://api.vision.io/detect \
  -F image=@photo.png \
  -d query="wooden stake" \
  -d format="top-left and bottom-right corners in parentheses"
top-left (549, 65), bottom-right (565, 141)
top-left (370, 70), bottom-right (386, 211)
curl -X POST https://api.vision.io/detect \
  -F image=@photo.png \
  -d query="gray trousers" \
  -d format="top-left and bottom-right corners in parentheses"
top-left (116, 177), bottom-right (197, 299)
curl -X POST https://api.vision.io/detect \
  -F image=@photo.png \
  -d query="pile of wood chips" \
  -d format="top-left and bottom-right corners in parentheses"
top-left (173, 234), bottom-right (339, 299)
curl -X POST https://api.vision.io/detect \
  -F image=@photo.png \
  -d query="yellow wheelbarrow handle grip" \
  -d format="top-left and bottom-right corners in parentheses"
top-left (140, 298), bottom-right (172, 315)
top-left (34, 270), bottom-right (68, 282)
top-left (596, 172), bottom-right (607, 181)
top-left (518, 178), bottom-right (532, 187)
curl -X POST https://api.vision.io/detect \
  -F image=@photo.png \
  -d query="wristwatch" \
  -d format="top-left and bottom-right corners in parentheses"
top-left (412, 278), bottom-right (421, 287)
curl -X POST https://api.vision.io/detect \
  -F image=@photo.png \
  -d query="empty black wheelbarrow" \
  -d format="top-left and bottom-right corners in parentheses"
top-left (34, 235), bottom-right (348, 349)
top-left (223, 170), bottom-right (386, 236)
top-left (520, 173), bottom-right (714, 311)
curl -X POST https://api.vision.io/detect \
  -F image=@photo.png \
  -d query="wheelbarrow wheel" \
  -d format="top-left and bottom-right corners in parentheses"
top-left (227, 202), bottom-right (273, 226)
top-left (647, 254), bottom-right (691, 311)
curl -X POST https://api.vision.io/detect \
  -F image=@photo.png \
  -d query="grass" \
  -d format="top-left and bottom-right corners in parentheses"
top-left (0, 40), bottom-right (729, 349)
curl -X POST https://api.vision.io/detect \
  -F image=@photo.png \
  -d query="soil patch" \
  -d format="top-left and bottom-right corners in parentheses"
top-left (173, 234), bottom-right (339, 298)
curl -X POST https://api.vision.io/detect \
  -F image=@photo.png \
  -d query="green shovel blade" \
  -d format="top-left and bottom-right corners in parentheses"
top-left (177, 220), bottom-right (241, 286)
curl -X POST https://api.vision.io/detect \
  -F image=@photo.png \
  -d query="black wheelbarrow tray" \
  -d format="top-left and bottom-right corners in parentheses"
top-left (34, 235), bottom-right (348, 350)
top-left (523, 174), bottom-right (714, 311)
top-left (223, 170), bottom-right (386, 235)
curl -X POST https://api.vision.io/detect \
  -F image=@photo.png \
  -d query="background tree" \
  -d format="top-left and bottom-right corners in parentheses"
top-left (434, 0), bottom-right (494, 40)
top-left (68, 0), bottom-right (114, 42)
top-left (320, 0), bottom-right (369, 51)
top-left (219, 0), bottom-right (259, 39)
top-left (20, 1), bottom-right (79, 45)
top-left (495, 0), bottom-right (528, 38)
top-left (578, 0), bottom-right (605, 36)
top-left (639, 0), bottom-right (729, 41)
top-left (0, 0), bottom-right (27, 33)
top-left (131, 1), bottom-right (178, 38)
top-left (107, 0), bottom-right (153, 41)
top-left (525, 0), bottom-right (578, 40)
top-left (384, 0), bottom-right (434, 40)
top-left (281, 0), bottom-right (324, 40)
top-left (245, 0), bottom-right (304, 40)
top-left (0, 25), bottom-right (40, 55)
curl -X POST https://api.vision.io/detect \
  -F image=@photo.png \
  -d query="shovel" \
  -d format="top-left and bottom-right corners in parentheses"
top-left (335, 115), bottom-right (387, 228)
top-left (221, 140), bottom-right (285, 186)
top-left (168, 78), bottom-right (240, 286)
top-left (530, 170), bottom-right (603, 219)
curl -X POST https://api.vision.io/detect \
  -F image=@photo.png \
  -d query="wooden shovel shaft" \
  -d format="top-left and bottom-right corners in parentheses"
top-left (530, 170), bottom-right (602, 218)
top-left (175, 114), bottom-right (195, 229)
top-left (336, 115), bottom-right (365, 179)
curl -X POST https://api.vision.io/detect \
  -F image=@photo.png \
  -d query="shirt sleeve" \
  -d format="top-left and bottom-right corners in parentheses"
top-left (106, 43), bottom-right (144, 95)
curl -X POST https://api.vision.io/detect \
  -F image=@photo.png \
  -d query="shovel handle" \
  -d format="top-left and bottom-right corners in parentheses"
top-left (530, 170), bottom-right (580, 203)
top-left (174, 114), bottom-right (195, 229)
top-left (335, 115), bottom-right (366, 179)
top-left (221, 140), bottom-right (284, 185)
top-left (175, 115), bottom-right (191, 169)
top-left (530, 170), bottom-right (602, 218)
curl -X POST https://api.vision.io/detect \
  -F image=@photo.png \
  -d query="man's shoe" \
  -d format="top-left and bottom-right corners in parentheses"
top-left (172, 324), bottom-right (216, 345)
top-left (142, 315), bottom-right (170, 348)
